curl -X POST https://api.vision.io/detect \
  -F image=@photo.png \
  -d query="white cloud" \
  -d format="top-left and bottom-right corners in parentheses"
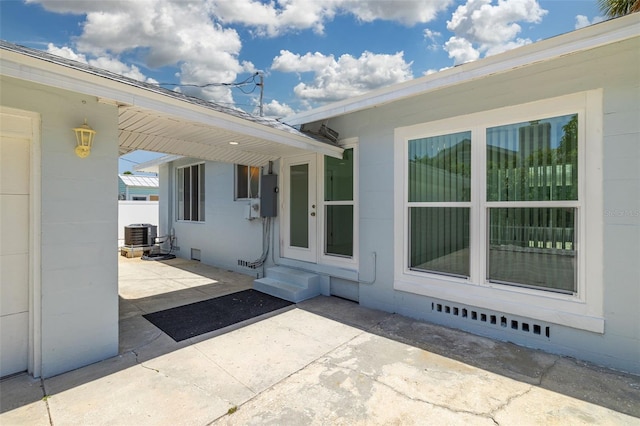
top-left (424, 28), bottom-right (442, 51)
top-left (89, 56), bottom-right (158, 83)
top-left (210, 0), bottom-right (452, 36)
top-left (444, 0), bottom-right (547, 64)
top-left (210, 0), bottom-right (335, 36)
top-left (575, 14), bottom-right (605, 30)
top-left (272, 50), bottom-right (413, 103)
top-left (261, 99), bottom-right (296, 118)
top-left (443, 36), bottom-right (480, 64)
top-left (271, 51), bottom-right (336, 73)
top-left (345, 0), bottom-right (453, 26)
top-left (424, 28), bottom-right (442, 40)
top-left (46, 44), bottom-right (89, 63)
top-left (26, 0), bottom-right (130, 14)
top-left (31, 0), bottom-right (247, 104)
top-left (28, 0), bottom-right (453, 109)
top-left (46, 43), bottom-right (158, 83)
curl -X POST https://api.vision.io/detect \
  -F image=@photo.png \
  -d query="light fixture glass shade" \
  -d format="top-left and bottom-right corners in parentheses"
top-left (73, 120), bottom-right (96, 158)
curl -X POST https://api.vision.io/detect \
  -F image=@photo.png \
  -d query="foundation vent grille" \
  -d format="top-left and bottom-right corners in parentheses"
top-left (238, 260), bottom-right (259, 269)
top-left (431, 302), bottom-right (550, 338)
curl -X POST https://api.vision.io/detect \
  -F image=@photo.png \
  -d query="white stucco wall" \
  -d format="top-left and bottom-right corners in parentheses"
top-left (1, 76), bottom-right (119, 378)
top-left (319, 37), bottom-right (639, 374)
top-left (159, 158), bottom-right (266, 275)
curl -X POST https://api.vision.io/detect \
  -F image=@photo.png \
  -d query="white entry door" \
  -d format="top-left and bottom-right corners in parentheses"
top-left (0, 112), bottom-right (31, 377)
top-left (282, 154), bottom-right (317, 263)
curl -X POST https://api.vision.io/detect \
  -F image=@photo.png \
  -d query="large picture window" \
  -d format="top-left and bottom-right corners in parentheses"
top-left (406, 116), bottom-right (578, 293)
top-left (177, 163), bottom-right (205, 222)
top-left (394, 91), bottom-right (604, 332)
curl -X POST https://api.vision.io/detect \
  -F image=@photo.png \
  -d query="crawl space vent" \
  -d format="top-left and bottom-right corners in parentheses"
top-left (432, 302), bottom-right (550, 338)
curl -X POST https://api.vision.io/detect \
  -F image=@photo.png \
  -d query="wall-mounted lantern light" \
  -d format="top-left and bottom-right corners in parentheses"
top-left (73, 119), bottom-right (96, 158)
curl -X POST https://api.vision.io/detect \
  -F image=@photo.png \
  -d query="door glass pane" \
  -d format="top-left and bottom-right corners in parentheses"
top-left (408, 132), bottom-right (471, 202)
top-left (325, 149), bottom-right (353, 201)
top-left (177, 168), bottom-right (184, 220)
top-left (409, 207), bottom-right (470, 277)
top-left (191, 165), bottom-right (199, 221)
top-left (325, 205), bottom-right (353, 257)
top-left (183, 167), bottom-right (191, 220)
top-left (486, 114), bottom-right (578, 201)
top-left (199, 164), bottom-right (205, 221)
top-left (488, 207), bottom-right (576, 293)
top-left (290, 163), bottom-right (309, 248)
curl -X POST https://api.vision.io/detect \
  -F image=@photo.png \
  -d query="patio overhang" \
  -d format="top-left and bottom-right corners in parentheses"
top-left (0, 40), bottom-right (343, 167)
top-left (117, 103), bottom-right (344, 167)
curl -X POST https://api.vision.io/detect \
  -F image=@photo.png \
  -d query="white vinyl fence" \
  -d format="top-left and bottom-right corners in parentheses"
top-left (118, 201), bottom-right (159, 246)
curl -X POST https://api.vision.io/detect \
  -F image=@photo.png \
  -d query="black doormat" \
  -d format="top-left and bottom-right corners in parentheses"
top-left (143, 289), bottom-right (293, 342)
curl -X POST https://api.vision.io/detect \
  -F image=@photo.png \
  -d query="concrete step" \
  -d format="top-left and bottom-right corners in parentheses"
top-left (265, 266), bottom-right (320, 288)
top-left (253, 268), bottom-right (321, 303)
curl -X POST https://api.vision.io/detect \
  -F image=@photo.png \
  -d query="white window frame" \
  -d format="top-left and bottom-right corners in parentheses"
top-left (319, 140), bottom-right (359, 268)
top-left (235, 164), bottom-right (261, 200)
top-left (394, 90), bottom-right (604, 333)
top-left (176, 162), bottom-right (205, 222)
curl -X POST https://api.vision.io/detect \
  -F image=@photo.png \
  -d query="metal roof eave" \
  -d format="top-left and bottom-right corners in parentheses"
top-left (0, 43), bottom-right (343, 160)
top-left (283, 14), bottom-right (640, 126)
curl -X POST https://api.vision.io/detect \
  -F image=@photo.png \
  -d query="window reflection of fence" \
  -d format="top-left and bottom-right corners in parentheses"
top-left (489, 208), bottom-right (575, 251)
top-left (490, 224), bottom-right (574, 251)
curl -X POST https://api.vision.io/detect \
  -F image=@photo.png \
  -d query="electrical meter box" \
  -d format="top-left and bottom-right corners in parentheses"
top-left (260, 174), bottom-right (278, 217)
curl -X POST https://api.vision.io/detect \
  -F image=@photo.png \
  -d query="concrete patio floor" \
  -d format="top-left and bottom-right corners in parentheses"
top-left (2, 256), bottom-right (639, 425)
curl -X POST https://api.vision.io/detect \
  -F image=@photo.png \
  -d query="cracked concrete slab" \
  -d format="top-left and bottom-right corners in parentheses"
top-left (192, 309), bottom-right (363, 394)
top-left (0, 374), bottom-right (48, 424)
top-left (140, 346), bottom-right (256, 407)
top-left (493, 386), bottom-right (639, 425)
top-left (322, 332), bottom-right (531, 416)
top-left (2, 257), bottom-right (639, 426)
top-left (45, 361), bottom-right (232, 425)
top-left (371, 313), bottom-right (559, 385)
top-left (215, 360), bottom-right (497, 426)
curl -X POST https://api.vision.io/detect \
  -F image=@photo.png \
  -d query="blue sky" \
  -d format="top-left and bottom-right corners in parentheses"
top-left (0, 0), bottom-right (604, 173)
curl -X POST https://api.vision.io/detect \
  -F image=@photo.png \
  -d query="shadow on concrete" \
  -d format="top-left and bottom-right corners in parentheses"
top-left (2, 257), bottom-right (639, 419)
top-left (296, 296), bottom-right (640, 418)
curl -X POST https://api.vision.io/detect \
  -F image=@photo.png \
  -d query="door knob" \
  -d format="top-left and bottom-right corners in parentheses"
top-left (310, 212), bottom-right (316, 216)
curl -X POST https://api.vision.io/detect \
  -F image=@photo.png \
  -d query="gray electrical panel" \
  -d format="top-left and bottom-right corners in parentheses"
top-left (260, 174), bottom-right (278, 217)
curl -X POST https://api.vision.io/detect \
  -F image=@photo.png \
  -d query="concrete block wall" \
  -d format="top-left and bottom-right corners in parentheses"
top-left (1, 76), bottom-right (119, 378)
